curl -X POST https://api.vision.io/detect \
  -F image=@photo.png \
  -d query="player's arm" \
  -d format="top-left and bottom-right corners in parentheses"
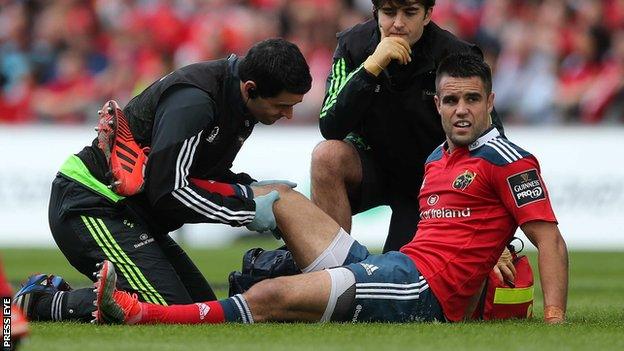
top-left (319, 41), bottom-right (379, 140)
top-left (521, 220), bottom-right (568, 324)
top-left (493, 155), bottom-right (568, 323)
top-left (145, 85), bottom-right (256, 226)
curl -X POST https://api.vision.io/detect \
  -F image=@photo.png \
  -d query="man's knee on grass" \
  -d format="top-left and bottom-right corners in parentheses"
top-left (311, 140), bottom-right (360, 182)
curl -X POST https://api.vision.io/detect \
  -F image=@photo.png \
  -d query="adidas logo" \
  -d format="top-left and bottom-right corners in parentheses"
top-left (360, 263), bottom-right (379, 276)
top-left (196, 303), bottom-right (210, 320)
top-left (206, 126), bottom-right (220, 143)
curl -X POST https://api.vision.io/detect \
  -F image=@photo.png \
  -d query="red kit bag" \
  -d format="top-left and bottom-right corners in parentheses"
top-left (473, 241), bottom-right (535, 320)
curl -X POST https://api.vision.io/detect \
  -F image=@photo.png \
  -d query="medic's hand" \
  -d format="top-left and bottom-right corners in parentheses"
top-left (250, 180), bottom-right (297, 188)
top-left (364, 37), bottom-right (412, 76)
top-left (246, 190), bottom-right (280, 233)
top-left (492, 247), bottom-right (516, 285)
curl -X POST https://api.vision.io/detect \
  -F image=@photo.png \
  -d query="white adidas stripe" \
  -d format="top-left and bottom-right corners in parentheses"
top-left (181, 133), bottom-right (202, 187)
top-left (491, 139), bottom-right (519, 160)
top-left (52, 291), bottom-right (62, 321)
top-left (172, 130), bottom-right (254, 224)
top-left (53, 290), bottom-right (68, 321)
top-left (356, 281), bottom-right (426, 289)
top-left (356, 284), bottom-right (429, 295)
top-left (357, 288), bottom-right (423, 294)
top-left (236, 184), bottom-right (249, 198)
top-left (355, 284), bottom-right (429, 300)
top-left (231, 295), bottom-right (248, 323)
top-left (355, 294), bottom-right (420, 300)
top-left (173, 188), bottom-right (254, 224)
top-left (236, 294), bottom-right (254, 324)
top-left (486, 142), bottom-right (514, 163)
top-left (174, 138), bottom-right (188, 189)
top-left (486, 138), bottom-right (523, 164)
top-left (172, 190), bottom-right (227, 223)
top-left (181, 186), bottom-right (255, 219)
top-left (174, 131), bottom-right (202, 189)
top-left (495, 138), bottom-right (523, 158)
top-left (489, 140), bottom-right (515, 160)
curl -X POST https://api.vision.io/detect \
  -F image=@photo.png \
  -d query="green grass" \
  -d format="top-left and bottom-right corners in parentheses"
top-left (2, 243), bottom-right (623, 351)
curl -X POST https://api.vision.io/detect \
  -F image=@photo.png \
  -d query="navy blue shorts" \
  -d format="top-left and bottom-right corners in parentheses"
top-left (338, 241), bottom-right (445, 323)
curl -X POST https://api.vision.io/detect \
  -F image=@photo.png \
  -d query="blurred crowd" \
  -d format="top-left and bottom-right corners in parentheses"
top-left (0, 0), bottom-right (623, 125)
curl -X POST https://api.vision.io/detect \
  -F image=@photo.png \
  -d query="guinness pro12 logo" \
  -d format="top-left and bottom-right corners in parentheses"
top-left (507, 169), bottom-right (546, 207)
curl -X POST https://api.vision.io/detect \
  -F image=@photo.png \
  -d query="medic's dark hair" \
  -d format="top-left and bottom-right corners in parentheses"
top-left (239, 38), bottom-right (312, 98)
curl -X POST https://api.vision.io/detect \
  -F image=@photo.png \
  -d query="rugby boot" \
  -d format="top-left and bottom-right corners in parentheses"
top-left (14, 274), bottom-right (72, 320)
top-left (95, 100), bottom-right (150, 196)
top-left (92, 261), bottom-right (143, 325)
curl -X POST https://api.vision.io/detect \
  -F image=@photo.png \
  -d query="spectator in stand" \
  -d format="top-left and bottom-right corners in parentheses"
top-left (0, 2), bottom-right (34, 123)
top-left (491, 3), bottom-right (560, 124)
top-left (1, 0), bottom-right (624, 125)
top-left (579, 27), bottom-right (624, 123)
top-left (31, 50), bottom-right (97, 123)
top-left (556, 26), bottom-right (611, 122)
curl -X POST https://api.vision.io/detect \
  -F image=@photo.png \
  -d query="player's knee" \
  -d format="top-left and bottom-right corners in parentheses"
top-left (311, 140), bottom-right (356, 181)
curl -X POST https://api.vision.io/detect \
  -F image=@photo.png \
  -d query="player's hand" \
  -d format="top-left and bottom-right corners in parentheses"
top-left (492, 247), bottom-right (516, 285)
top-left (250, 180), bottom-right (297, 188)
top-left (364, 37), bottom-right (411, 76)
top-left (246, 190), bottom-right (280, 233)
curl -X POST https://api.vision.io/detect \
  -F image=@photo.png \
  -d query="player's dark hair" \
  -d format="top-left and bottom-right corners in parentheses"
top-left (435, 53), bottom-right (492, 94)
top-left (372, 0), bottom-right (436, 19)
top-left (238, 38), bottom-right (312, 98)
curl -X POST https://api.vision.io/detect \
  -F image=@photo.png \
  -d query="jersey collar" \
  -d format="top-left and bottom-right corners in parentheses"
top-left (468, 127), bottom-right (499, 151)
top-left (227, 55), bottom-right (254, 122)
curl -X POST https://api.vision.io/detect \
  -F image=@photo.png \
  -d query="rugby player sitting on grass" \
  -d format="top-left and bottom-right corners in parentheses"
top-left (93, 53), bottom-right (568, 325)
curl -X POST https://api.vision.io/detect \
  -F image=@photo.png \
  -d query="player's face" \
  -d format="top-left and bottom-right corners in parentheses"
top-left (378, 1), bottom-right (432, 46)
top-left (435, 75), bottom-right (494, 151)
top-left (248, 91), bottom-right (304, 125)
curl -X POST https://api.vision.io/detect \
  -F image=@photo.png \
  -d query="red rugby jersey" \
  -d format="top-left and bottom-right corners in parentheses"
top-left (400, 128), bottom-right (557, 322)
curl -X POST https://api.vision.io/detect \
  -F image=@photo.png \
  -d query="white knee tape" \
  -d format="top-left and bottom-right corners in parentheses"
top-left (321, 267), bottom-right (356, 322)
top-left (302, 228), bottom-right (354, 273)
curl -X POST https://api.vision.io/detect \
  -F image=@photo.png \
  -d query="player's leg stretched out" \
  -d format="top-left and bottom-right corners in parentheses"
top-left (94, 187), bottom-right (363, 324)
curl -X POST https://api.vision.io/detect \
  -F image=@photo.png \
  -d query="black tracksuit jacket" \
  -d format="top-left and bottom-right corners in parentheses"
top-left (320, 20), bottom-right (504, 196)
top-left (67, 55), bottom-right (258, 232)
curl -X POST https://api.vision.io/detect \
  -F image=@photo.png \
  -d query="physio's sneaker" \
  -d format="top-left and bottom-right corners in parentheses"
top-left (93, 260), bottom-right (143, 325)
top-left (14, 274), bottom-right (72, 320)
top-left (95, 100), bottom-right (150, 196)
top-left (10, 306), bottom-right (29, 350)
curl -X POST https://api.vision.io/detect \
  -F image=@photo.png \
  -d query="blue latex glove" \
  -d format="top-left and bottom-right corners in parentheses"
top-left (250, 180), bottom-right (297, 188)
top-left (246, 190), bottom-right (280, 233)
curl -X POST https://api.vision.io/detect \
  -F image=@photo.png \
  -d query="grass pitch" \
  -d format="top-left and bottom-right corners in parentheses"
top-left (2, 240), bottom-right (623, 351)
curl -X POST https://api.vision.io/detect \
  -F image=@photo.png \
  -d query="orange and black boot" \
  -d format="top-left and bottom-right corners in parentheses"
top-left (95, 100), bottom-right (150, 196)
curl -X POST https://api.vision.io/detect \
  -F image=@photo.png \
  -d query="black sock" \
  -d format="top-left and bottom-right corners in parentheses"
top-left (34, 288), bottom-right (96, 322)
top-left (32, 293), bottom-right (53, 321)
top-left (62, 288), bottom-right (97, 322)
